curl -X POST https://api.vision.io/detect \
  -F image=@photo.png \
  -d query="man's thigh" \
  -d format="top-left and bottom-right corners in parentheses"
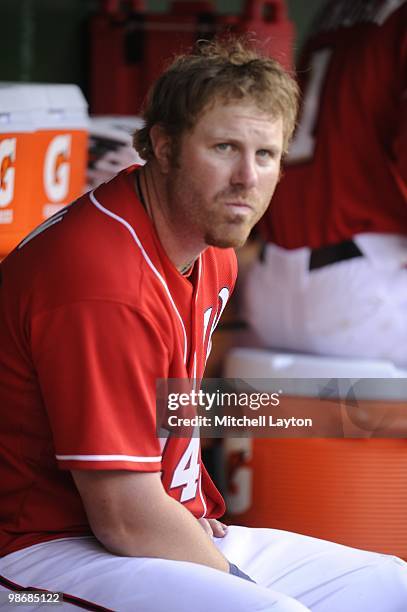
top-left (216, 526), bottom-right (407, 612)
top-left (0, 536), bottom-right (307, 612)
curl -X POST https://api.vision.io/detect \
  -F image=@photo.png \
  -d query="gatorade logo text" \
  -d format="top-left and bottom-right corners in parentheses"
top-left (0, 138), bottom-right (16, 208)
top-left (44, 135), bottom-right (71, 202)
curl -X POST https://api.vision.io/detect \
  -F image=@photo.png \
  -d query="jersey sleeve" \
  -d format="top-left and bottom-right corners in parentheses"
top-left (30, 300), bottom-right (170, 472)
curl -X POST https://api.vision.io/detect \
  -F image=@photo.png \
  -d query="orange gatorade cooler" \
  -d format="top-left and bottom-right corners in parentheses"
top-left (31, 84), bottom-right (88, 224)
top-left (0, 84), bottom-right (43, 257)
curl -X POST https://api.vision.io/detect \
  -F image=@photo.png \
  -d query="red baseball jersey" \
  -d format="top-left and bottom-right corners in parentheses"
top-left (261, 0), bottom-right (407, 249)
top-left (0, 166), bottom-right (237, 557)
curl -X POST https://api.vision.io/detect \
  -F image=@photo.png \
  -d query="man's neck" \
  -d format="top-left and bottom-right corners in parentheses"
top-left (136, 163), bottom-right (205, 274)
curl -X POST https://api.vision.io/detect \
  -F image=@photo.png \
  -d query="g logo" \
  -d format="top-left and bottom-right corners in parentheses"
top-left (0, 138), bottom-right (16, 208)
top-left (44, 135), bottom-right (71, 202)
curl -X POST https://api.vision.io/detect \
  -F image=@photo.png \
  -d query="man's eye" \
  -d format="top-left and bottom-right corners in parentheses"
top-left (215, 143), bottom-right (232, 152)
top-left (257, 149), bottom-right (272, 159)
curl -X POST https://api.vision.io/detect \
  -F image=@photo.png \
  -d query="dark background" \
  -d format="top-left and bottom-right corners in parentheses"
top-left (0, 0), bottom-right (325, 98)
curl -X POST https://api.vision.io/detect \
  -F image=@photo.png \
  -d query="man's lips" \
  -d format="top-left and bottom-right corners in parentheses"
top-left (224, 201), bottom-right (253, 215)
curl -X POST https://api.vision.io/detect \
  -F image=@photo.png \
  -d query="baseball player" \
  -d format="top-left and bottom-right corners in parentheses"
top-left (245, 0), bottom-right (407, 366)
top-left (1, 37), bottom-right (407, 612)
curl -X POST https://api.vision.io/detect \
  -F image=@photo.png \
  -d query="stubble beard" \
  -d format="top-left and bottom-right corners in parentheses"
top-left (204, 189), bottom-right (266, 248)
top-left (171, 184), bottom-right (263, 249)
top-left (167, 171), bottom-right (263, 250)
top-left (204, 214), bottom-right (253, 248)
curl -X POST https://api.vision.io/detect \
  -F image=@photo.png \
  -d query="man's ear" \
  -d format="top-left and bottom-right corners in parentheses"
top-left (149, 124), bottom-right (172, 174)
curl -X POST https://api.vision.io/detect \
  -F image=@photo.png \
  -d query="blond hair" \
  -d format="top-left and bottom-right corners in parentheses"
top-left (134, 36), bottom-right (299, 159)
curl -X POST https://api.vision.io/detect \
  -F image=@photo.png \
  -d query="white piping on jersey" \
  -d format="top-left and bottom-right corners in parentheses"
top-left (198, 463), bottom-right (208, 519)
top-left (192, 354), bottom-right (197, 387)
top-left (193, 258), bottom-right (207, 516)
top-left (56, 454), bottom-right (162, 462)
top-left (90, 192), bottom-right (208, 515)
top-left (89, 190), bottom-right (188, 364)
top-left (18, 211), bottom-right (68, 249)
top-left (192, 256), bottom-right (202, 391)
top-left (159, 436), bottom-right (169, 454)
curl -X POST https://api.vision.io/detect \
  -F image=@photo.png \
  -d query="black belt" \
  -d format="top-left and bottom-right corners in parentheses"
top-left (309, 239), bottom-right (363, 270)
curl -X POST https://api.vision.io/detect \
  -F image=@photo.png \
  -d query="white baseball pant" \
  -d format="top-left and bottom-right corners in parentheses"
top-left (1, 526), bottom-right (407, 611)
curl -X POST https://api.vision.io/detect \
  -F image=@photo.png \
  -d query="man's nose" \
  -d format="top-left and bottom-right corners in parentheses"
top-left (231, 155), bottom-right (258, 190)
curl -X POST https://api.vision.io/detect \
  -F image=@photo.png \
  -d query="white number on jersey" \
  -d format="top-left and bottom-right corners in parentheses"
top-left (170, 436), bottom-right (200, 502)
top-left (287, 48), bottom-right (332, 164)
top-left (170, 289), bottom-right (230, 503)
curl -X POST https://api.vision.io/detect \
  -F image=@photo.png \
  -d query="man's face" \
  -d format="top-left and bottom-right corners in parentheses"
top-left (164, 98), bottom-right (283, 249)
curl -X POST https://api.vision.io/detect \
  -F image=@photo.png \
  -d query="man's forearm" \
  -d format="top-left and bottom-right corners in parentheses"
top-left (97, 494), bottom-right (229, 570)
top-left (72, 470), bottom-right (229, 572)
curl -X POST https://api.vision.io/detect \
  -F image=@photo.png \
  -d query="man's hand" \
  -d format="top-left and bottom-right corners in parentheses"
top-left (198, 518), bottom-right (228, 538)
